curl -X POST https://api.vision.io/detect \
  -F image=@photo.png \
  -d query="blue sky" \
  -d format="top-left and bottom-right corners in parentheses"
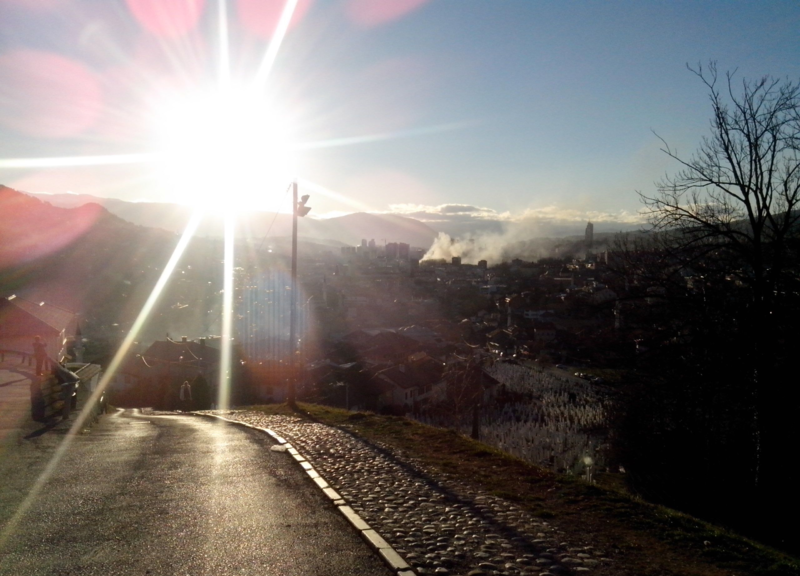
top-left (1, 0), bottom-right (799, 234)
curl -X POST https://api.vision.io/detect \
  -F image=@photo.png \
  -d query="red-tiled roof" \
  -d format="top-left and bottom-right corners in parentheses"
top-left (3, 296), bottom-right (75, 332)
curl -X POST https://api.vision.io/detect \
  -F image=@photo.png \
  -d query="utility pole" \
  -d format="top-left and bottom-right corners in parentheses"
top-left (288, 181), bottom-right (310, 408)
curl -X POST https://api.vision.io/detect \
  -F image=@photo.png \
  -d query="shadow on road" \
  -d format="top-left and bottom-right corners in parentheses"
top-left (23, 420), bottom-right (61, 439)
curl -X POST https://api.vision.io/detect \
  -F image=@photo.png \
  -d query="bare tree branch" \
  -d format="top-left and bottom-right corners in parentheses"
top-left (640, 63), bottom-right (800, 309)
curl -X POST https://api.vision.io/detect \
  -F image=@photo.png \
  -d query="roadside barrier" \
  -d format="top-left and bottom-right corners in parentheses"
top-left (0, 349), bottom-right (34, 367)
top-left (29, 362), bottom-right (103, 421)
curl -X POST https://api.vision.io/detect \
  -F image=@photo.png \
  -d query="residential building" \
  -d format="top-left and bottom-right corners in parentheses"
top-left (0, 295), bottom-right (77, 362)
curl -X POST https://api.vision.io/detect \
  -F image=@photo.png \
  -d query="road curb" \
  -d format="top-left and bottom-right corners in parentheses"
top-left (194, 412), bottom-right (415, 575)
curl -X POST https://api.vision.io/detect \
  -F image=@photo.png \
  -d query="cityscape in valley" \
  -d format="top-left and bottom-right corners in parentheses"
top-left (2, 157), bottom-right (798, 558)
top-left (2, 1), bottom-right (800, 574)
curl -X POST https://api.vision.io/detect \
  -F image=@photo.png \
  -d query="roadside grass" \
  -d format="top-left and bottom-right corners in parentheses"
top-left (248, 403), bottom-right (798, 576)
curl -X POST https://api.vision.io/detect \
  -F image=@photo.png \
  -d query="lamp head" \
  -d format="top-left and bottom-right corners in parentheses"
top-left (296, 193), bottom-right (311, 217)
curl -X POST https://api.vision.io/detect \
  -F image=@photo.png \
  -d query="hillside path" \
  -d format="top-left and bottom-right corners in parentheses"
top-left (0, 409), bottom-right (391, 576)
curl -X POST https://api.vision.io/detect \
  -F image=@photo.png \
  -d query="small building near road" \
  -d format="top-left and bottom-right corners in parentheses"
top-left (0, 295), bottom-right (78, 363)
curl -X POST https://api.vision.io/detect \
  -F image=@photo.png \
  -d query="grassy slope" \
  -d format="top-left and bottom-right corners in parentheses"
top-left (251, 403), bottom-right (798, 576)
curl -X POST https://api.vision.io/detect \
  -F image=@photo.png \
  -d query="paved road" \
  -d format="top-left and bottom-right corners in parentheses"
top-left (0, 359), bottom-right (37, 445)
top-left (0, 410), bottom-right (391, 576)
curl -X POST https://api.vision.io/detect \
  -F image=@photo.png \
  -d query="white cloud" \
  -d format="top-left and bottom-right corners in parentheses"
top-left (387, 202), bottom-right (645, 226)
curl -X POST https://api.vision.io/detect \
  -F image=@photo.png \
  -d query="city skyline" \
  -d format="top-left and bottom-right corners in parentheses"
top-left (1, 0), bottom-right (799, 236)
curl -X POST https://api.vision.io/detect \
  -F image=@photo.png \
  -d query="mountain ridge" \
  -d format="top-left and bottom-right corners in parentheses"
top-left (21, 191), bottom-right (439, 250)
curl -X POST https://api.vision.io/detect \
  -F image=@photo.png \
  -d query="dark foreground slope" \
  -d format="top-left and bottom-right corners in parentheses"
top-left (254, 403), bottom-right (800, 576)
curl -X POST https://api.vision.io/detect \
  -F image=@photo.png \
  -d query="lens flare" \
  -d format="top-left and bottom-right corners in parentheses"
top-left (253, 0), bottom-right (300, 87)
top-left (0, 50), bottom-right (102, 139)
top-left (345, 0), bottom-right (431, 27)
top-left (236, 0), bottom-right (312, 40)
top-left (125, 0), bottom-right (205, 38)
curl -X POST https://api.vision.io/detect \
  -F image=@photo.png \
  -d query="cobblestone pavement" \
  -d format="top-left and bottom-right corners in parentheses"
top-left (206, 411), bottom-right (613, 576)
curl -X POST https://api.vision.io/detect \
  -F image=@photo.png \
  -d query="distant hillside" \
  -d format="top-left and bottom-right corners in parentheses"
top-left (24, 192), bottom-right (439, 250)
top-left (2, 186), bottom-right (439, 348)
top-left (1, 186), bottom-right (119, 271)
top-left (0, 185), bottom-right (178, 311)
top-left (311, 212), bottom-right (437, 248)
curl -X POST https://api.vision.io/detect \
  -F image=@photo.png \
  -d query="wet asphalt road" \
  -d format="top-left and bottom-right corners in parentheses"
top-left (0, 410), bottom-right (391, 576)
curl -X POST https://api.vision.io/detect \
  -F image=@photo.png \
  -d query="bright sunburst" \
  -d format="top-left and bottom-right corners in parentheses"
top-left (0, 0), bottom-right (443, 415)
top-left (152, 86), bottom-right (297, 213)
top-left (0, 0), bottom-right (441, 547)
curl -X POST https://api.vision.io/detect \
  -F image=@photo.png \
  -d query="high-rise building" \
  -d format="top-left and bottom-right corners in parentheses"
top-left (398, 242), bottom-right (410, 260)
top-left (386, 242), bottom-right (398, 259)
top-left (585, 222), bottom-right (594, 248)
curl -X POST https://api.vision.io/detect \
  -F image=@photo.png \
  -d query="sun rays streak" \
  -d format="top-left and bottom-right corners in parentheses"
top-left (0, 153), bottom-right (156, 169)
top-left (298, 178), bottom-right (372, 213)
top-left (295, 120), bottom-right (479, 151)
top-left (217, 214), bottom-right (235, 410)
top-left (254, 0), bottom-right (299, 90)
top-left (0, 212), bottom-right (202, 552)
top-left (217, 0), bottom-right (231, 88)
top-left (0, 118), bottom-right (472, 173)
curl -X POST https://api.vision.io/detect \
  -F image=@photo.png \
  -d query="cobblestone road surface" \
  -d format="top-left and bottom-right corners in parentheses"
top-left (208, 411), bottom-right (613, 576)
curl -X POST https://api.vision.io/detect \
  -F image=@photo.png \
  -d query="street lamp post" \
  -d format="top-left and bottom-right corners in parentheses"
top-left (288, 181), bottom-right (310, 408)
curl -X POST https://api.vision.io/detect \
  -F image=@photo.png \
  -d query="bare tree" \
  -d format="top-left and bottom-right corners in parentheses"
top-left (639, 63), bottom-right (800, 532)
top-left (642, 62), bottom-right (800, 310)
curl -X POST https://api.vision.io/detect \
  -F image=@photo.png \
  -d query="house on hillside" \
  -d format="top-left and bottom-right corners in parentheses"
top-left (406, 352), bottom-right (447, 404)
top-left (396, 325), bottom-right (446, 346)
top-left (0, 295), bottom-right (78, 363)
top-left (111, 336), bottom-right (221, 406)
top-left (366, 351), bottom-right (449, 412)
top-left (141, 336), bottom-right (221, 380)
top-left (442, 360), bottom-right (502, 407)
top-left (371, 364), bottom-right (420, 411)
top-left (486, 328), bottom-right (515, 357)
top-left (533, 321), bottom-right (557, 342)
top-left (342, 329), bottom-right (420, 364)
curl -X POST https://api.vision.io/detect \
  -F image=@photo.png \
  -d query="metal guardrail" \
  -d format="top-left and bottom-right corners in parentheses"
top-left (0, 348), bottom-right (37, 367)
top-left (27, 361), bottom-right (104, 421)
top-left (68, 363), bottom-right (106, 421)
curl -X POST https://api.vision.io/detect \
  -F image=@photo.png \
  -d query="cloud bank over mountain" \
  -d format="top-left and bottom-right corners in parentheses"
top-left (387, 203), bottom-right (645, 264)
top-left (388, 202), bottom-right (644, 234)
top-left (19, 190), bottom-right (647, 264)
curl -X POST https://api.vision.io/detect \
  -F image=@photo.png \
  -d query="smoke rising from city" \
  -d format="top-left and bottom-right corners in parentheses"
top-left (421, 219), bottom-right (635, 264)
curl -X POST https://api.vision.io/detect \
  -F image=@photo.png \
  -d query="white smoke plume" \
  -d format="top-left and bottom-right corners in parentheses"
top-left (421, 219), bottom-right (640, 264)
top-left (422, 231), bottom-right (562, 264)
top-left (397, 204), bottom-right (644, 264)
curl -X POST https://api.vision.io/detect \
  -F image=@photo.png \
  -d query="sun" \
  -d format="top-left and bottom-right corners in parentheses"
top-left (151, 85), bottom-right (298, 214)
